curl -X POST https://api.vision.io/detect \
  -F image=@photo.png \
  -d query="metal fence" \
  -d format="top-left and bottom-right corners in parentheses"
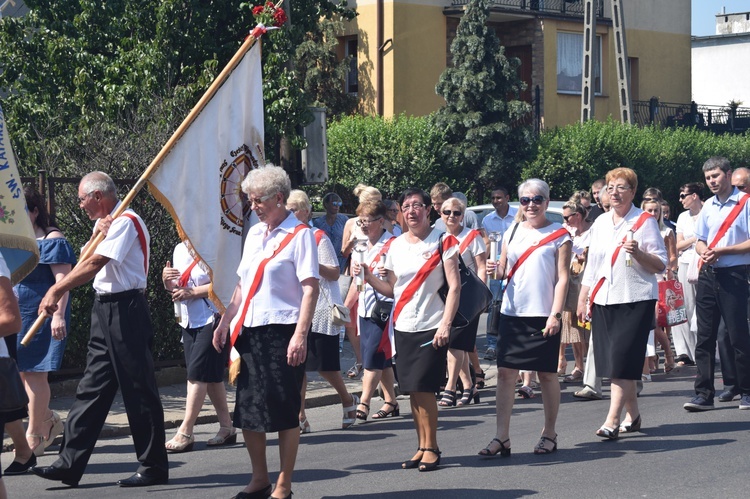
top-left (632, 98), bottom-right (750, 134)
top-left (450, 0), bottom-right (605, 18)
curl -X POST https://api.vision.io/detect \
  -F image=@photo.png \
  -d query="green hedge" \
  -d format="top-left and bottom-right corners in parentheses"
top-left (525, 119), bottom-right (750, 205)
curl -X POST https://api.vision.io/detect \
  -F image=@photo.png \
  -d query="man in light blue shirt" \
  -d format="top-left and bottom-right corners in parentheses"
top-left (684, 157), bottom-right (750, 412)
top-left (481, 186), bottom-right (517, 360)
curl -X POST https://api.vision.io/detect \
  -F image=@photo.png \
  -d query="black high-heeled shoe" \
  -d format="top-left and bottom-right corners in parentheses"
top-left (457, 385), bottom-right (480, 406)
top-left (478, 437), bottom-right (511, 457)
top-left (355, 402), bottom-right (370, 421)
top-left (402, 448), bottom-right (425, 469)
top-left (475, 370), bottom-right (486, 389)
top-left (372, 401), bottom-right (399, 419)
top-left (438, 390), bottom-right (456, 407)
top-left (418, 448), bottom-right (441, 472)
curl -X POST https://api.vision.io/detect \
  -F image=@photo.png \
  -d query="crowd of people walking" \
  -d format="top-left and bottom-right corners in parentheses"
top-left (2, 157), bottom-right (750, 499)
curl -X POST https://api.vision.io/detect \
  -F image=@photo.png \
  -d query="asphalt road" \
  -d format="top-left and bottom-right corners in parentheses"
top-left (4, 365), bottom-right (749, 498)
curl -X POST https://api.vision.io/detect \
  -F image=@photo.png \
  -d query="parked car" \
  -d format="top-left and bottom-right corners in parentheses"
top-left (468, 201), bottom-right (567, 226)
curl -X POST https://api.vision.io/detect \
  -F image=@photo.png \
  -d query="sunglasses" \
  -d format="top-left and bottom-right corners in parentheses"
top-left (679, 193), bottom-right (693, 199)
top-left (442, 209), bottom-right (462, 217)
top-left (329, 201), bottom-right (343, 207)
top-left (563, 214), bottom-right (577, 222)
top-left (519, 195), bottom-right (545, 206)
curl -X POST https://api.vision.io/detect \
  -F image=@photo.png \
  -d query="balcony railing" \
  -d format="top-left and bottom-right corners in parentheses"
top-left (450, 0), bottom-right (605, 19)
top-left (633, 98), bottom-right (750, 134)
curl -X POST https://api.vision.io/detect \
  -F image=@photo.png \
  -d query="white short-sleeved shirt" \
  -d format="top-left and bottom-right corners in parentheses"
top-left (675, 210), bottom-right (698, 264)
top-left (384, 229), bottom-right (458, 332)
top-left (694, 188), bottom-right (750, 268)
top-left (237, 212), bottom-right (319, 327)
top-left (358, 231), bottom-right (396, 318)
top-left (311, 229), bottom-right (344, 336)
top-left (455, 227), bottom-right (486, 274)
top-left (93, 202), bottom-right (149, 294)
top-left (0, 253), bottom-right (11, 358)
top-left (173, 243), bottom-right (216, 329)
top-left (482, 206), bottom-right (518, 241)
top-left (571, 228), bottom-right (590, 257)
top-left (582, 206), bottom-right (667, 305)
top-left (500, 222), bottom-right (571, 317)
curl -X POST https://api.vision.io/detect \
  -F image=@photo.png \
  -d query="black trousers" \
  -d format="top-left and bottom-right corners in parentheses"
top-left (717, 318), bottom-right (739, 391)
top-left (53, 291), bottom-right (168, 481)
top-left (694, 266), bottom-right (750, 399)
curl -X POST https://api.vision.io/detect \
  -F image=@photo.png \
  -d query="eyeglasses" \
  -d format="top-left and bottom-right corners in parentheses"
top-left (249, 192), bottom-right (276, 206)
top-left (562, 214), bottom-right (578, 222)
top-left (401, 203), bottom-right (426, 212)
top-left (77, 192), bottom-right (93, 203)
top-left (442, 209), bottom-right (462, 217)
top-left (519, 195), bottom-right (545, 206)
top-left (329, 201), bottom-right (343, 207)
top-left (356, 217), bottom-right (382, 227)
top-left (606, 185), bottom-right (632, 193)
top-left (679, 192), bottom-right (694, 199)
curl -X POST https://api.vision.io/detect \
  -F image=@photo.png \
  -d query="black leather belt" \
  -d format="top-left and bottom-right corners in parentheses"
top-left (705, 264), bottom-right (750, 274)
top-left (95, 289), bottom-right (144, 302)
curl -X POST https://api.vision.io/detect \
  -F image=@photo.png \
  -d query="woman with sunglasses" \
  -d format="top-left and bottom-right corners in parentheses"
top-left (576, 168), bottom-right (667, 441)
top-left (672, 183), bottom-right (704, 367)
top-left (353, 187), bottom-right (461, 472)
top-left (351, 200), bottom-right (399, 422)
top-left (478, 179), bottom-right (571, 457)
top-left (437, 197), bottom-right (487, 407)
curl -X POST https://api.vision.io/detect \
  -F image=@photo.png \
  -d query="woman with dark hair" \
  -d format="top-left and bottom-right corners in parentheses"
top-left (353, 187), bottom-right (461, 472)
top-left (13, 186), bottom-right (76, 459)
top-left (673, 182), bottom-right (704, 366)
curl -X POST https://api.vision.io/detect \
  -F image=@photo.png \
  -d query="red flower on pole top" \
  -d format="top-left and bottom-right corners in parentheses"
top-left (252, 1), bottom-right (287, 28)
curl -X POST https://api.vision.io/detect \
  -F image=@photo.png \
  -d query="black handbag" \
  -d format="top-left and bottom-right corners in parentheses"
top-left (438, 234), bottom-right (493, 329)
top-left (0, 356), bottom-right (29, 413)
top-left (370, 293), bottom-right (393, 330)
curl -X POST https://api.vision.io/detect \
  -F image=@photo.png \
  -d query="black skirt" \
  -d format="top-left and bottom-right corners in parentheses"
top-left (449, 315), bottom-right (480, 352)
top-left (592, 300), bottom-right (655, 380)
top-left (233, 323), bottom-right (305, 433)
top-left (183, 321), bottom-right (229, 383)
top-left (394, 328), bottom-right (447, 394)
top-left (497, 315), bottom-right (561, 373)
top-left (359, 316), bottom-right (392, 370)
top-left (305, 332), bottom-right (341, 372)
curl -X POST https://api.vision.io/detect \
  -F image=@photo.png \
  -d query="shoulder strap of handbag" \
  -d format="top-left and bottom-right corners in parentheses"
top-left (121, 213), bottom-right (148, 273)
top-left (458, 229), bottom-right (481, 254)
top-left (391, 234), bottom-right (456, 325)
top-left (588, 211), bottom-right (652, 311)
top-left (505, 227), bottom-right (569, 282)
top-left (230, 224), bottom-right (308, 348)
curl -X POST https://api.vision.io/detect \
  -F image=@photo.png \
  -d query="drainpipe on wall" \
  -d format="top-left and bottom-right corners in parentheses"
top-left (377, 0), bottom-right (383, 116)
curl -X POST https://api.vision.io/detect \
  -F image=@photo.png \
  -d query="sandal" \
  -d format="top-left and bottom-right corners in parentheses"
top-left (372, 401), bottom-right (399, 419)
top-left (619, 414), bottom-right (642, 433)
top-left (458, 385), bottom-right (480, 406)
top-left (438, 390), bottom-right (457, 407)
top-left (402, 448), bottom-right (425, 469)
top-left (478, 437), bottom-right (511, 457)
top-left (517, 385), bottom-right (534, 399)
top-left (299, 417), bottom-right (311, 434)
top-left (475, 370), bottom-right (486, 389)
top-left (596, 425), bottom-right (619, 440)
top-left (533, 434), bottom-right (558, 454)
top-left (347, 363), bottom-right (363, 379)
top-left (342, 393), bottom-right (360, 428)
top-left (355, 402), bottom-right (370, 421)
top-left (563, 368), bottom-right (584, 383)
top-left (165, 431), bottom-right (194, 453)
top-left (207, 426), bottom-right (237, 446)
top-left (28, 411), bottom-right (64, 457)
top-left (418, 448), bottom-right (441, 472)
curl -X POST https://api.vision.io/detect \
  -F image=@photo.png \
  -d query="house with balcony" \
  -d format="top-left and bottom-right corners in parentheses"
top-left (337, 0), bottom-right (690, 129)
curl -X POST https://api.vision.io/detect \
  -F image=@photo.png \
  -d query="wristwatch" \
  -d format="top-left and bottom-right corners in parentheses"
top-left (552, 312), bottom-right (562, 321)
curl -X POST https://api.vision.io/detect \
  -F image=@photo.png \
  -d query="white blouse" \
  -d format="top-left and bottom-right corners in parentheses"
top-left (455, 227), bottom-right (486, 274)
top-left (500, 222), bottom-right (571, 317)
top-left (675, 209), bottom-right (698, 264)
top-left (358, 231), bottom-right (396, 318)
top-left (236, 212), bottom-right (319, 328)
top-left (311, 229), bottom-right (344, 336)
top-left (384, 229), bottom-right (458, 332)
top-left (172, 242), bottom-right (216, 329)
top-left (582, 205), bottom-right (667, 305)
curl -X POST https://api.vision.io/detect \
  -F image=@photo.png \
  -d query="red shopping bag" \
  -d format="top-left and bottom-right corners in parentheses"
top-left (656, 279), bottom-right (688, 327)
